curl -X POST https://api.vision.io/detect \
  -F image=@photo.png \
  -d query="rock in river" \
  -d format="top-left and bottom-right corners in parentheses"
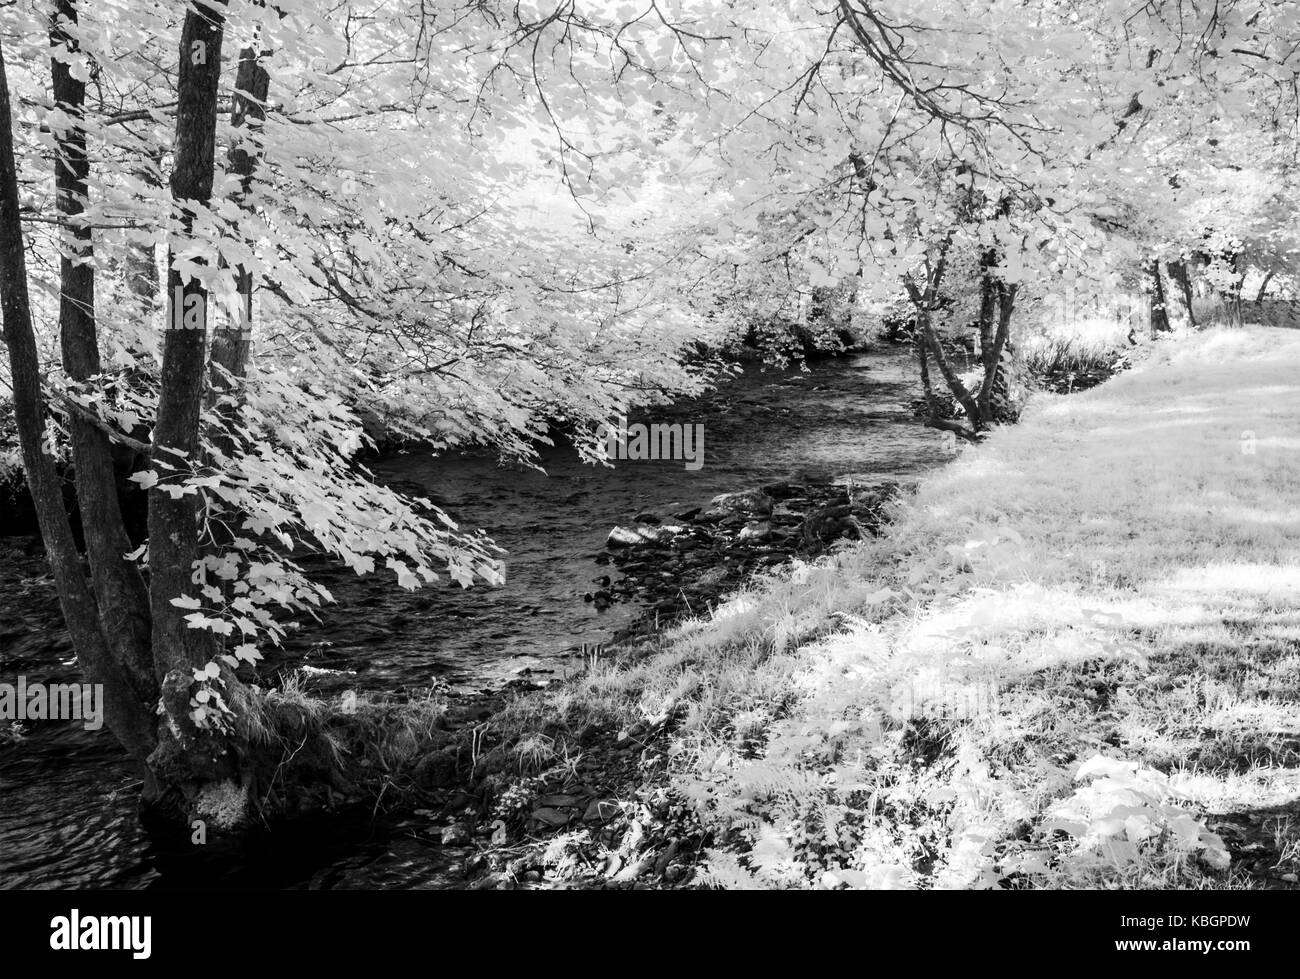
top-left (607, 524), bottom-right (686, 548)
top-left (698, 489), bottom-right (773, 522)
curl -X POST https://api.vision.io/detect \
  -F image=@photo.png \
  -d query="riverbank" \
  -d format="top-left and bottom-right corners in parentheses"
top-left (447, 326), bottom-right (1300, 889)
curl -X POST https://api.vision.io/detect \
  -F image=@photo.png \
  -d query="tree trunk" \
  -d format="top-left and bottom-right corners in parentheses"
top-left (975, 265), bottom-right (998, 370)
top-left (1255, 270), bottom-right (1274, 305)
top-left (1218, 250), bottom-right (1245, 327)
top-left (146, 2), bottom-right (240, 814)
top-left (915, 334), bottom-right (977, 442)
top-left (1167, 259), bottom-right (1195, 328)
top-left (126, 150), bottom-right (163, 315)
top-left (209, 45), bottom-right (269, 390)
top-left (49, 0), bottom-right (156, 713)
top-left (1231, 271), bottom-right (1246, 327)
top-left (905, 281), bottom-right (981, 438)
top-left (902, 235), bottom-right (985, 438)
top-left (0, 37), bottom-right (158, 773)
top-left (151, 2), bottom-right (225, 671)
top-left (964, 192), bottom-right (1018, 426)
top-left (978, 282), bottom-right (1018, 422)
top-left (202, 44), bottom-right (270, 667)
top-left (1149, 259), bottom-right (1171, 334)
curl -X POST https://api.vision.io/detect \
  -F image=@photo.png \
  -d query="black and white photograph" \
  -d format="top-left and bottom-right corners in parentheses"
top-left (0, 0), bottom-right (1294, 958)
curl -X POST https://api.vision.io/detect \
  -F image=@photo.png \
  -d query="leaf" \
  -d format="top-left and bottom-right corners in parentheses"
top-left (233, 643), bottom-right (261, 664)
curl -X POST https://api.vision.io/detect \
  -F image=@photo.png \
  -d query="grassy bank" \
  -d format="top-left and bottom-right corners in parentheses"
top-left (463, 325), bottom-right (1300, 889)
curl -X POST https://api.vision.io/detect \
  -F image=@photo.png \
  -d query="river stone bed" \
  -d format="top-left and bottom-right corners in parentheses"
top-left (595, 476), bottom-right (908, 643)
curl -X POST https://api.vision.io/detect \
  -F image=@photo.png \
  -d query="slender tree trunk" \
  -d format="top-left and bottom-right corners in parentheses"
top-left (902, 235), bottom-right (983, 437)
top-left (109, 148), bottom-right (163, 547)
top-left (0, 38), bottom-right (157, 773)
top-left (1231, 270), bottom-right (1246, 327)
top-left (126, 150), bottom-right (163, 315)
top-left (978, 282), bottom-right (1018, 421)
top-left (202, 45), bottom-right (270, 667)
top-left (965, 191), bottom-right (1018, 426)
top-left (1255, 270), bottom-right (1274, 305)
top-left (147, 3), bottom-right (237, 812)
top-left (915, 332), bottom-right (976, 441)
top-left (976, 267), bottom-right (997, 366)
top-left (972, 191), bottom-right (1010, 374)
top-left (846, 150), bottom-right (873, 341)
top-left (1149, 259), bottom-right (1171, 334)
top-left (1218, 250), bottom-right (1245, 327)
top-left (49, 0), bottom-right (155, 708)
top-left (1167, 259), bottom-right (1195, 328)
top-left (917, 331), bottom-right (935, 408)
top-left (918, 315), bottom-right (980, 422)
top-left (904, 277), bottom-right (981, 437)
top-left (151, 3), bottom-right (225, 673)
top-left (210, 45), bottom-right (268, 390)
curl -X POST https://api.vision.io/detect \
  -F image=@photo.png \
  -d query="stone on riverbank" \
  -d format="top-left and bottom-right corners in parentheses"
top-left (699, 489), bottom-right (773, 521)
top-left (606, 524), bottom-right (687, 548)
top-left (414, 745), bottom-right (460, 789)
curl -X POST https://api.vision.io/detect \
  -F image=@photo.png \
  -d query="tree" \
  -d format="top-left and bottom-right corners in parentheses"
top-left (676, 0), bottom-right (1300, 422)
top-left (47, 0), bottom-right (155, 762)
top-left (0, 7), bottom-right (158, 779)
top-left (0, 0), bottom-right (733, 825)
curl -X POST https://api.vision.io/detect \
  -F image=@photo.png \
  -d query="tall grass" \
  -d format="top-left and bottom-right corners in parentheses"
top-left (1192, 295), bottom-right (1300, 330)
top-left (1020, 329), bottom-right (1131, 393)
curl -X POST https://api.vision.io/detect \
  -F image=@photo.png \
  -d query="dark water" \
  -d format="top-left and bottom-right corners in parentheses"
top-left (0, 347), bottom-right (948, 889)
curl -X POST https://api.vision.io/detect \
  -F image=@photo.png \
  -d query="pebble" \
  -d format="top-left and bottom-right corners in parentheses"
top-left (440, 823), bottom-right (470, 846)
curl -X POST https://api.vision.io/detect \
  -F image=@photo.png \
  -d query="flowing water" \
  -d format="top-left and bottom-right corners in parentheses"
top-left (0, 346), bottom-right (949, 889)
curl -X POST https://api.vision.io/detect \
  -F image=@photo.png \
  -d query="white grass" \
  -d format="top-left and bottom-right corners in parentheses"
top-left (661, 325), bottom-right (1300, 889)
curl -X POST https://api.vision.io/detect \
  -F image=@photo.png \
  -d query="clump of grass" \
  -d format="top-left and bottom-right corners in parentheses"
top-left (1021, 333), bottom-right (1130, 393)
top-left (231, 672), bottom-right (451, 816)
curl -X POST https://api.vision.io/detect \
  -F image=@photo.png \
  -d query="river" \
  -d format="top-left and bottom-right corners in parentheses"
top-left (0, 345), bottom-right (949, 888)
